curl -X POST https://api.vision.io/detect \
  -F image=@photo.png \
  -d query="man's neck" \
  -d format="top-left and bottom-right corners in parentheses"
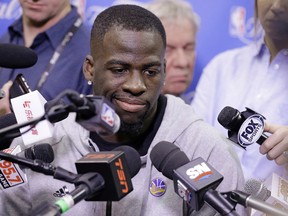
top-left (22, 5), bottom-right (72, 47)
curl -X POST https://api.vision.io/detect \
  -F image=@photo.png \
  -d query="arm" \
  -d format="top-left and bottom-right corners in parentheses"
top-left (259, 123), bottom-right (288, 165)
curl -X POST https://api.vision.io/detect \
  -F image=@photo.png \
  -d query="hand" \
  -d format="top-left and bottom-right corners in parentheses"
top-left (260, 122), bottom-right (288, 165)
top-left (0, 81), bottom-right (13, 116)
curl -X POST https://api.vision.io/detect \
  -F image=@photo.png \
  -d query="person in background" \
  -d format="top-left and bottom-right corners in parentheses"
top-left (0, 0), bottom-right (92, 102)
top-left (191, 0), bottom-right (288, 181)
top-left (145, 0), bottom-right (199, 104)
top-left (0, 4), bottom-right (247, 216)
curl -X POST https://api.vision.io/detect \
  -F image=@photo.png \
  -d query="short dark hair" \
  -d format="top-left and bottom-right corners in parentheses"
top-left (90, 4), bottom-right (166, 52)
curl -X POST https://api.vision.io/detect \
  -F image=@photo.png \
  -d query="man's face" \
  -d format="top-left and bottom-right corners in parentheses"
top-left (88, 28), bottom-right (165, 133)
top-left (19, 0), bottom-right (70, 25)
top-left (257, 0), bottom-right (288, 39)
top-left (162, 18), bottom-right (196, 96)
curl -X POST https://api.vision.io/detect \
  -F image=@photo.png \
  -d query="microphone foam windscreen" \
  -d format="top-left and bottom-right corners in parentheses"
top-left (113, 145), bottom-right (141, 178)
top-left (150, 141), bottom-right (190, 179)
top-left (244, 178), bottom-right (271, 201)
top-left (0, 43), bottom-right (38, 68)
top-left (25, 143), bottom-right (54, 163)
top-left (217, 106), bottom-right (239, 129)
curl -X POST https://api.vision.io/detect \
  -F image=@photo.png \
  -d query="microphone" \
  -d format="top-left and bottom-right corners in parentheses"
top-left (30, 146), bottom-right (141, 215)
top-left (0, 43), bottom-right (38, 68)
top-left (0, 143), bottom-right (54, 190)
top-left (228, 190), bottom-right (288, 216)
top-left (66, 90), bottom-right (120, 135)
top-left (247, 174), bottom-right (288, 215)
top-left (75, 145), bottom-right (141, 201)
top-left (9, 90), bottom-right (55, 147)
top-left (150, 141), bottom-right (238, 215)
top-left (17, 143), bottom-right (54, 164)
top-left (244, 179), bottom-right (271, 201)
top-left (0, 99), bottom-right (69, 148)
top-left (217, 106), bottom-right (268, 149)
top-left (112, 145), bottom-right (141, 178)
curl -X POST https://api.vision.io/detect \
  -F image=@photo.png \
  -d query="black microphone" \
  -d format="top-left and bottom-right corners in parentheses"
top-left (0, 145), bottom-right (141, 191)
top-left (0, 143), bottom-right (54, 189)
top-left (0, 43), bottom-right (38, 68)
top-left (150, 141), bottom-right (238, 215)
top-left (75, 145), bottom-right (141, 201)
top-left (0, 146), bottom-right (57, 190)
top-left (217, 106), bottom-right (268, 149)
top-left (66, 90), bottom-right (121, 135)
top-left (30, 146), bottom-right (141, 216)
top-left (19, 143), bottom-right (54, 164)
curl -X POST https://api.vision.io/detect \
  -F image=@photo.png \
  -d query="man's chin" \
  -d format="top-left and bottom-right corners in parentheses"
top-left (165, 87), bottom-right (187, 96)
top-left (119, 121), bottom-right (144, 135)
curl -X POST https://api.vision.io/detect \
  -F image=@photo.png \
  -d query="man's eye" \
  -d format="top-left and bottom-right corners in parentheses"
top-left (112, 68), bottom-right (127, 74)
top-left (185, 44), bottom-right (196, 52)
top-left (144, 69), bottom-right (159, 76)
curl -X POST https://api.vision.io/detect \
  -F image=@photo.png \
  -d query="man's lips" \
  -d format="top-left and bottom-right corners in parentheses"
top-left (26, 2), bottom-right (45, 8)
top-left (168, 76), bottom-right (188, 83)
top-left (114, 98), bottom-right (146, 113)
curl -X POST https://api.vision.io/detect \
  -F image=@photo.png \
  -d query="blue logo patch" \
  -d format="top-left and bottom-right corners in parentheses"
top-left (149, 178), bottom-right (166, 197)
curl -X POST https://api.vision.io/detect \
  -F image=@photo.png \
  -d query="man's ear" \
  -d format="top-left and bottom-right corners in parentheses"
top-left (83, 55), bottom-right (94, 82)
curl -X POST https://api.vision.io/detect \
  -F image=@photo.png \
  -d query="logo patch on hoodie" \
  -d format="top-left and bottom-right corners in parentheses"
top-left (53, 186), bottom-right (69, 197)
top-left (149, 178), bottom-right (166, 197)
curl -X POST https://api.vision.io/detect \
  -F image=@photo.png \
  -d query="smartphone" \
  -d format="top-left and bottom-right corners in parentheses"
top-left (9, 73), bottom-right (31, 100)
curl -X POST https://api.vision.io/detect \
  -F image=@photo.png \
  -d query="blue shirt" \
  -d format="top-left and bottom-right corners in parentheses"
top-left (192, 39), bottom-right (288, 181)
top-left (0, 6), bottom-right (92, 101)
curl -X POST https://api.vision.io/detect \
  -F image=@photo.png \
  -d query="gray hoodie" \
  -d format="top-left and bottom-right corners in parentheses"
top-left (0, 95), bottom-right (247, 216)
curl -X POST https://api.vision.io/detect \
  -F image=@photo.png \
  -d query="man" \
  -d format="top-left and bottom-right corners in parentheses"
top-left (191, 0), bottom-right (288, 181)
top-left (146, 0), bottom-right (199, 104)
top-left (0, 0), bottom-right (92, 101)
top-left (1, 4), bottom-right (247, 216)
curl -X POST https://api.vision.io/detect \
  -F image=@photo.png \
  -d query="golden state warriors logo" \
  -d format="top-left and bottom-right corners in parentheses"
top-left (149, 178), bottom-right (166, 197)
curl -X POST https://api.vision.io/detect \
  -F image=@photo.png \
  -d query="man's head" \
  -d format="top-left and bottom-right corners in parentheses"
top-left (19, 0), bottom-right (71, 27)
top-left (83, 4), bottom-right (166, 136)
top-left (146, 0), bottom-right (200, 97)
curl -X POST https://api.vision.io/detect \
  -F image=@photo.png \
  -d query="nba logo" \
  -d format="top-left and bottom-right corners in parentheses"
top-left (101, 103), bottom-right (116, 127)
top-left (229, 6), bottom-right (246, 37)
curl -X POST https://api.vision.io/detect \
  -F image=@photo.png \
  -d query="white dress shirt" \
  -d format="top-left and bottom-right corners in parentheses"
top-left (192, 39), bottom-right (288, 181)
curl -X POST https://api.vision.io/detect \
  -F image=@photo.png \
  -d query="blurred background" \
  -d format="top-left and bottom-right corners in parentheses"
top-left (0, 0), bottom-right (259, 93)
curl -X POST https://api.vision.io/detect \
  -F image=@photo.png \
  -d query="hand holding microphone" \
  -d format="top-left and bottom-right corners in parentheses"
top-left (260, 123), bottom-right (288, 165)
top-left (218, 106), bottom-right (288, 165)
top-left (217, 106), bottom-right (268, 149)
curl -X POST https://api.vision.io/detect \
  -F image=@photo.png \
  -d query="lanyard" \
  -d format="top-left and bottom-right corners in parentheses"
top-left (36, 16), bottom-right (83, 91)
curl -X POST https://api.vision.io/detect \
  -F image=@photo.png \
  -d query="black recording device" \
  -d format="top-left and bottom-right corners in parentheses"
top-left (9, 73), bottom-right (31, 100)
